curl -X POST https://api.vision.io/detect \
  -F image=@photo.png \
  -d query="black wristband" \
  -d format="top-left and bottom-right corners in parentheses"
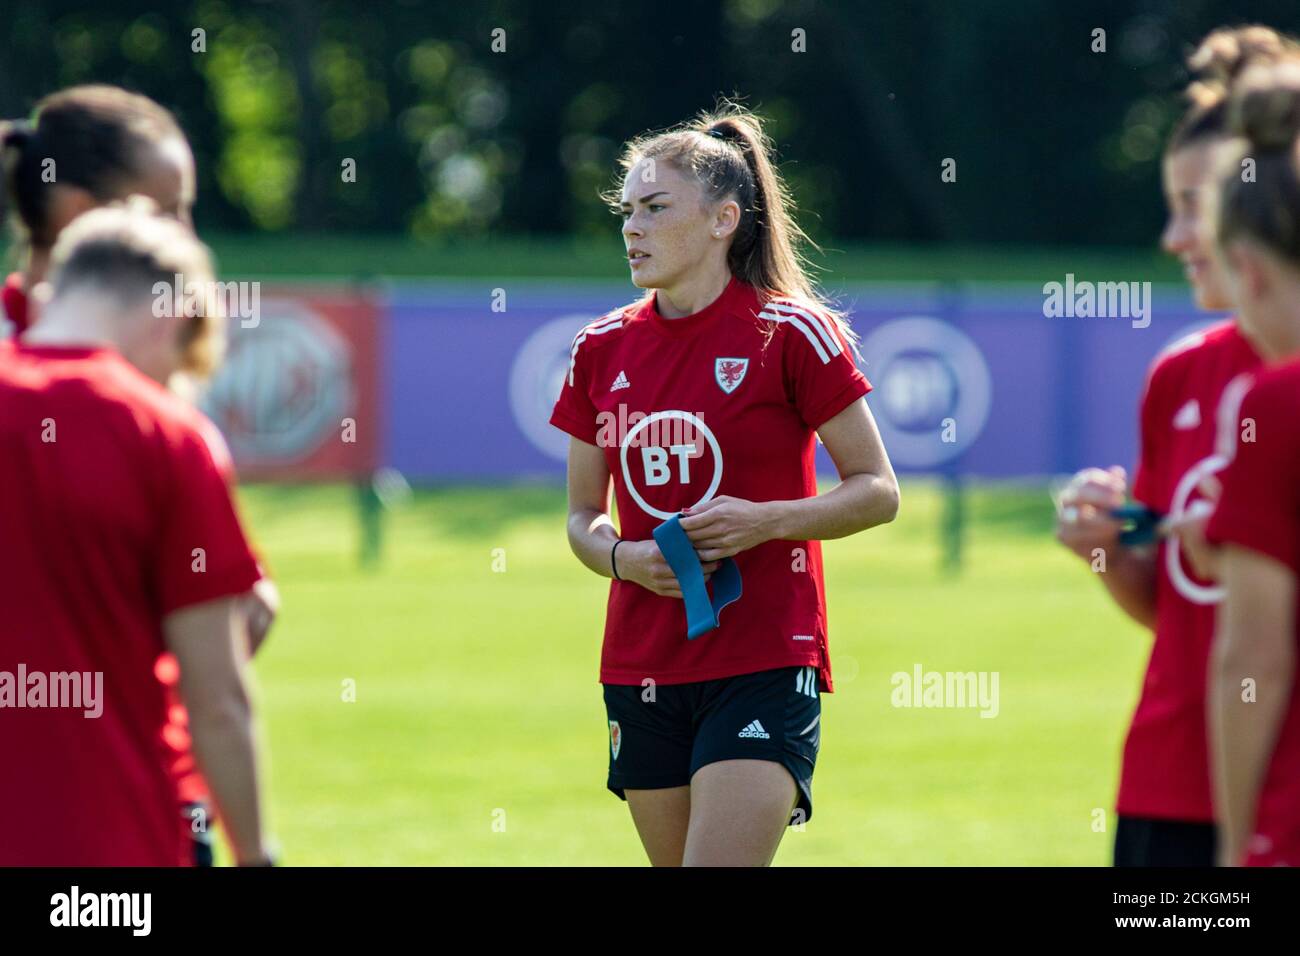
top-left (611, 539), bottom-right (624, 580)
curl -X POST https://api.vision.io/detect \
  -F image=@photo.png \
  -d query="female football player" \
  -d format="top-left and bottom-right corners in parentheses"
top-left (0, 86), bottom-right (277, 864)
top-left (1, 85), bottom-right (194, 338)
top-left (1203, 56), bottom-right (1300, 866)
top-left (1054, 26), bottom-right (1296, 866)
top-left (549, 103), bottom-right (899, 866)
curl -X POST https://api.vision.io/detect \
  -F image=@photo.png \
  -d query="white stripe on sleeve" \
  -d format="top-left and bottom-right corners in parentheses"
top-left (759, 309), bottom-right (831, 364)
top-left (767, 300), bottom-right (842, 358)
top-left (568, 315), bottom-right (624, 385)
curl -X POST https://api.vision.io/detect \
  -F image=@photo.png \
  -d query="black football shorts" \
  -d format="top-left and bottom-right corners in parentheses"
top-left (1114, 815), bottom-right (1216, 867)
top-left (602, 665), bottom-right (822, 825)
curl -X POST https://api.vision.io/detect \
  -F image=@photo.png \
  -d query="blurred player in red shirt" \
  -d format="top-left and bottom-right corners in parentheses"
top-left (550, 105), bottom-right (899, 866)
top-left (0, 201), bottom-right (273, 866)
top-left (1201, 57), bottom-right (1300, 866)
top-left (1053, 27), bottom-right (1299, 866)
top-left (1, 86), bottom-right (193, 339)
top-left (1, 86), bottom-right (277, 863)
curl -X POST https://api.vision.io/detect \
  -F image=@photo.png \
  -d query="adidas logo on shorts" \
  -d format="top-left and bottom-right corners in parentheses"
top-left (738, 720), bottom-right (771, 739)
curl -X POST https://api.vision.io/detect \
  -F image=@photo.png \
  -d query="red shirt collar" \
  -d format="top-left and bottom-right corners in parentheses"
top-left (645, 275), bottom-right (750, 338)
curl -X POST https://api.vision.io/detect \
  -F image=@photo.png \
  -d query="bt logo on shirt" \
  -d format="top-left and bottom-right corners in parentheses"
top-left (1166, 452), bottom-right (1227, 605)
top-left (1165, 373), bottom-right (1254, 605)
top-left (618, 409), bottom-right (724, 520)
top-left (642, 442), bottom-right (698, 486)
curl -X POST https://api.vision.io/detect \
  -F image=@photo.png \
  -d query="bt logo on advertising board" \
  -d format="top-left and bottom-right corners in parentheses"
top-left (859, 316), bottom-right (992, 469)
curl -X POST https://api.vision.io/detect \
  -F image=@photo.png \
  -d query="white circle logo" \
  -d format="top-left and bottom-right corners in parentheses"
top-left (618, 410), bottom-right (723, 520)
top-left (509, 313), bottom-right (601, 462)
top-left (859, 316), bottom-right (992, 468)
top-left (1165, 454), bottom-right (1227, 604)
top-left (202, 301), bottom-right (351, 463)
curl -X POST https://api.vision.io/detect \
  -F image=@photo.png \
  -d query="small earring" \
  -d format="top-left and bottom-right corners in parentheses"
top-left (713, 231), bottom-right (721, 238)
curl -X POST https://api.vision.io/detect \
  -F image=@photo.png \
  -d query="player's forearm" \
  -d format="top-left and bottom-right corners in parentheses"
top-left (1210, 625), bottom-right (1293, 864)
top-left (1095, 546), bottom-right (1158, 630)
top-left (766, 472), bottom-right (899, 542)
top-left (245, 577), bottom-right (279, 656)
top-left (567, 507), bottom-right (620, 578)
top-left (188, 698), bottom-right (268, 864)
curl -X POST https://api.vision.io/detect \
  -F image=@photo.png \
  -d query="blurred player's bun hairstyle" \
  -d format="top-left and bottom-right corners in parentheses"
top-left (48, 196), bottom-right (225, 380)
top-left (608, 99), bottom-right (856, 350)
top-left (1215, 57), bottom-right (1300, 266)
top-left (0, 85), bottom-right (184, 249)
top-left (1168, 25), bottom-right (1300, 153)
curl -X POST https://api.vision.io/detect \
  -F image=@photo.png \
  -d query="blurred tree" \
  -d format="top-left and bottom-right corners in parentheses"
top-left (3, 0), bottom-right (1300, 245)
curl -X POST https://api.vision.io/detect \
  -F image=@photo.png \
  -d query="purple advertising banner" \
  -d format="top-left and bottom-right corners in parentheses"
top-left (383, 281), bottom-right (1221, 482)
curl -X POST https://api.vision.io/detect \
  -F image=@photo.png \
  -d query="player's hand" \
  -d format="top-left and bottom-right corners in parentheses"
top-left (621, 538), bottom-right (719, 599)
top-left (245, 577), bottom-right (280, 656)
top-left (1164, 483), bottom-right (1221, 582)
top-left (1054, 466), bottom-right (1127, 561)
top-left (678, 496), bottom-right (775, 561)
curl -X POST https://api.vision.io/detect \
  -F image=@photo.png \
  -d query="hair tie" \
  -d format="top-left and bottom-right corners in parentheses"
top-left (707, 127), bottom-right (727, 139)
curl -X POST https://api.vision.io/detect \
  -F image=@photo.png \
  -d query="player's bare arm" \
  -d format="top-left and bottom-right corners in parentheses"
top-left (680, 397), bottom-right (898, 562)
top-left (245, 576), bottom-right (280, 656)
top-left (1210, 545), bottom-right (1296, 865)
top-left (564, 435), bottom-right (718, 599)
top-left (164, 595), bottom-right (271, 866)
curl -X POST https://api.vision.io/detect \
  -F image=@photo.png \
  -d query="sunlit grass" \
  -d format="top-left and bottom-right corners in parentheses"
top-left (234, 479), bottom-right (1146, 865)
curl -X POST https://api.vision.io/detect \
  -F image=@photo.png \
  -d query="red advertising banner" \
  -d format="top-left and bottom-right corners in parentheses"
top-left (201, 288), bottom-right (382, 481)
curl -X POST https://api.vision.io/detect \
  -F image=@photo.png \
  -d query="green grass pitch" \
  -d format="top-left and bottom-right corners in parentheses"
top-left (233, 479), bottom-right (1148, 865)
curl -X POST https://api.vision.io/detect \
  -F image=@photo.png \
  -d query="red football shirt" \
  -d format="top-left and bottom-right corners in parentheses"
top-left (549, 276), bottom-right (871, 690)
top-left (1119, 319), bottom-right (1261, 822)
top-left (1205, 358), bottom-right (1300, 866)
top-left (2, 272), bottom-right (30, 336)
top-left (156, 652), bottom-right (211, 805)
top-left (0, 343), bottom-right (261, 865)
top-left (3, 269), bottom-right (221, 812)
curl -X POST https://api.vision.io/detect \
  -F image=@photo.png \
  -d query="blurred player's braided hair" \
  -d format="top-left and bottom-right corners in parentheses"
top-left (609, 99), bottom-right (857, 351)
top-left (48, 196), bottom-right (225, 381)
top-left (1215, 56), bottom-right (1300, 267)
top-left (0, 85), bottom-right (184, 250)
top-left (1168, 25), bottom-right (1300, 153)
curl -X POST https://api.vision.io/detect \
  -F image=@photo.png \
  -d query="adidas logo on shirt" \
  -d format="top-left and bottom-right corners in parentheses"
top-left (738, 720), bottom-right (771, 739)
top-left (1173, 398), bottom-right (1200, 430)
top-left (610, 370), bottom-right (630, 391)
